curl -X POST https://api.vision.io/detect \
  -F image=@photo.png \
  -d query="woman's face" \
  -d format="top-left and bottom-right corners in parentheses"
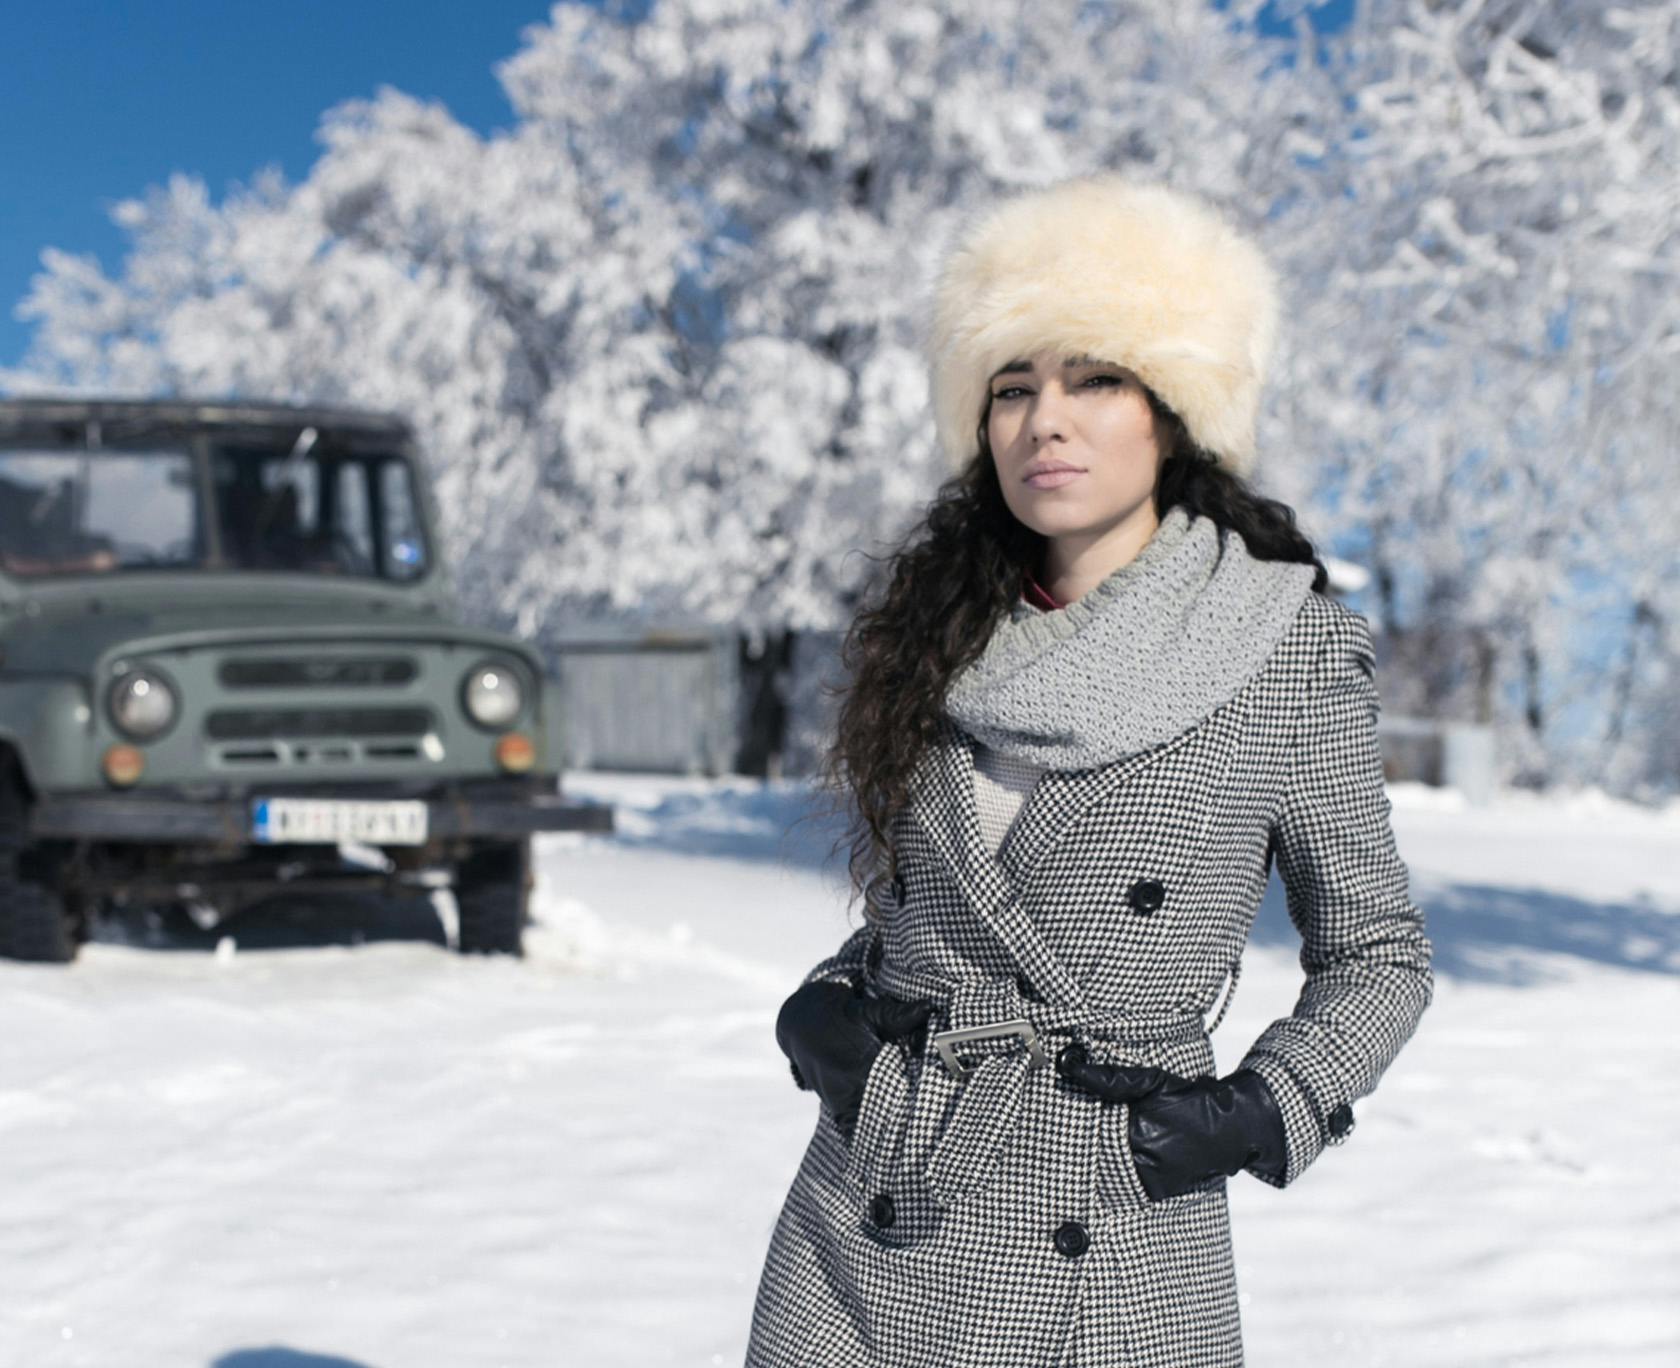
top-left (985, 350), bottom-right (1164, 545)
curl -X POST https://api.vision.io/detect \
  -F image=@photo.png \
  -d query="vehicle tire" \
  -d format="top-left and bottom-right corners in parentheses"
top-left (453, 837), bottom-right (529, 957)
top-left (0, 757), bottom-right (76, 963)
top-left (0, 875), bottom-right (76, 963)
top-left (63, 890), bottom-right (96, 949)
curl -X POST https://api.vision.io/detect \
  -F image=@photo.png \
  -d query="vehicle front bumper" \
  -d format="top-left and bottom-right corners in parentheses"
top-left (27, 780), bottom-right (615, 845)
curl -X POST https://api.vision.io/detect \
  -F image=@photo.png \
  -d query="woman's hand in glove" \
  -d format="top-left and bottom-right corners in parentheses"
top-left (1055, 1041), bottom-right (1288, 1200)
top-left (776, 981), bottom-right (934, 1144)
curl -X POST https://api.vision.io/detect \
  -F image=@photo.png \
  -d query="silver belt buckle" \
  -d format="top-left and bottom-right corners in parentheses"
top-left (929, 1017), bottom-right (1049, 1084)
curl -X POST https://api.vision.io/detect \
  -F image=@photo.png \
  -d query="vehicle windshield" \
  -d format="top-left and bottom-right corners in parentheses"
top-left (0, 441), bottom-right (430, 582)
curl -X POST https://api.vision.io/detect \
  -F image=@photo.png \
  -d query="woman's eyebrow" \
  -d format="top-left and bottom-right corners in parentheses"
top-left (990, 354), bottom-right (1118, 383)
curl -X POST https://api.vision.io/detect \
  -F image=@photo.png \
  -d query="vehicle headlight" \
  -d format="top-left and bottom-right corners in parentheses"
top-left (108, 667), bottom-right (178, 740)
top-left (461, 661), bottom-right (524, 730)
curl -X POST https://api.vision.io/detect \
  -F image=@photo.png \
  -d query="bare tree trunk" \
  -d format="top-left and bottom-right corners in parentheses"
top-left (1471, 626), bottom-right (1497, 726)
top-left (735, 627), bottom-right (795, 778)
top-left (1521, 630), bottom-right (1545, 741)
top-left (1603, 599), bottom-right (1656, 751)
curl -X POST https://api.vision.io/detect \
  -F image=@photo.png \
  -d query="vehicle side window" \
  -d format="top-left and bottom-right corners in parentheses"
top-left (335, 462), bottom-right (377, 573)
top-left (378, 460), bottom-right (428, 582)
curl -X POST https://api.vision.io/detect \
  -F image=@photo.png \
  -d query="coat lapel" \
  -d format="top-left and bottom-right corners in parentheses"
top-left (994, 724), bottom-right (1207, 892)
top-left (906, 715), bottom-right (1210, 1012)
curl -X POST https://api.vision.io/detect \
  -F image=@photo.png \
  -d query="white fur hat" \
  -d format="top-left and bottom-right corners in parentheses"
top-left (925, 174), bottom-right (1281, 480)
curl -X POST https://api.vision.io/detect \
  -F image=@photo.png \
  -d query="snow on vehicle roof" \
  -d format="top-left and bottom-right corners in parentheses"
top-left (0, 395), bottom-right (413, 440)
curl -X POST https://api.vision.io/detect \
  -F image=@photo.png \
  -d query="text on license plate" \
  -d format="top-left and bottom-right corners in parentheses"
top-left (250, 797), bottom-right (429, 847)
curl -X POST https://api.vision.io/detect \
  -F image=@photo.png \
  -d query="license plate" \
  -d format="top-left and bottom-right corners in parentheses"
top-left (250, 797), bottom-right (429, 847)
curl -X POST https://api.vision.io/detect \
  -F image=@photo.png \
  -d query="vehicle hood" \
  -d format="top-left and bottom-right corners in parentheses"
top-left (0, 576), bottom-right (540, 675)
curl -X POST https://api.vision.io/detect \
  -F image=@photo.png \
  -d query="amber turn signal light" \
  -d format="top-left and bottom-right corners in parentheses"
top-left (494, 732), bottom-right (536, 774)
top-left (103, 743), bottom-right (145, 787)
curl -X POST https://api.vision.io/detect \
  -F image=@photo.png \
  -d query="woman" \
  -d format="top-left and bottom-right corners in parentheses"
top-left (747, 174), bottom-right (1434, 1367)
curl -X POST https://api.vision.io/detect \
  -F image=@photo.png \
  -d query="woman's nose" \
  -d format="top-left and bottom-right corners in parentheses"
top-left (1028, 381), bottom-right (1070, 443)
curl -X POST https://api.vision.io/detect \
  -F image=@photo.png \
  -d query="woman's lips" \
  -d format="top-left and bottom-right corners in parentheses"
top-left (1024, 468), bottom-right (1085, 490)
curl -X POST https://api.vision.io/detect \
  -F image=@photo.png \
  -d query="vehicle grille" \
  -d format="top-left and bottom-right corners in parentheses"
top-left (205, 707), bottom-right (432, 740)
top-left (218, 656), bottom-right (418, 688)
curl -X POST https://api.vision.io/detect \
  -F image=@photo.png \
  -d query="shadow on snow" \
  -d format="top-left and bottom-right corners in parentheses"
top-left (602, 782), bottom-right (1680, 985)
top-left (1246, 871), bottom-right (1680, 985)
top-left (91, 889), bottom-right (449, 954)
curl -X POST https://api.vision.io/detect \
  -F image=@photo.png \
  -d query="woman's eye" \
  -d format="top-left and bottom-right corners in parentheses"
top-left (992, 386), bottom-right (1029, 401)
top-left (1082, 373), bottom-right (1125, 389)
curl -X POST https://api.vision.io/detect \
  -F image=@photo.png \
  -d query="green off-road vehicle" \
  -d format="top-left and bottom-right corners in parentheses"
top-left (0, 397), bottom-right (612, 962)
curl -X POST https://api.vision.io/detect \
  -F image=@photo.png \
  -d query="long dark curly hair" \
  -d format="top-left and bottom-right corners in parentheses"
top-left (808, 387), bottom-right (1329, 927)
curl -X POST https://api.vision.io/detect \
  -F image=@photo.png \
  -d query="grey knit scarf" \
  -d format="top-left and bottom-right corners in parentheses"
top-left (943, 504), bottom-right (1317, 770)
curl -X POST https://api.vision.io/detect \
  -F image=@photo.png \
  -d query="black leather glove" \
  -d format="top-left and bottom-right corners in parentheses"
top-left (776, 980), bottom-right (934, 1143)
top-left (1055, 1041), bottom-right (1287, 1199)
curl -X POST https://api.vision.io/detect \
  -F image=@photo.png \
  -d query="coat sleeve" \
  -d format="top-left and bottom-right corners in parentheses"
top-left (797, 921), bottom-right (882, 990)
top-left (1236, 603), bottom-right (1434, 1189)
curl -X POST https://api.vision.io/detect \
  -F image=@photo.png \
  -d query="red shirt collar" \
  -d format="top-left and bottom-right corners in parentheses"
top-left (1022, 569), bottom-right (1067, 612)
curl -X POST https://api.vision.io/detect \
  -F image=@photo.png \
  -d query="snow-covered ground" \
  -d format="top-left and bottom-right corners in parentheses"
top-left (3, 774), bottom-right (1678, 1367)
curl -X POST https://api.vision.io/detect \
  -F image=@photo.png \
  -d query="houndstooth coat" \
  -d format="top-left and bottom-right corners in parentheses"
top-left (747, 590), bottom-right (1434, 1367)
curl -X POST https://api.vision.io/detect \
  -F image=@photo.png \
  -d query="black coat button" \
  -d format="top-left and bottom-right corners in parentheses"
top-left (1127, 879), bottom-right (1166, 915)
top-left (869, 1192), bottom-right (897, 1228)
top-left (891, 873), bottom-right (907, 904)
top-left (1327, 1102), bottom-right (1355, 1140)
top-left (1053, 1219), bottom-right (1089, 1258)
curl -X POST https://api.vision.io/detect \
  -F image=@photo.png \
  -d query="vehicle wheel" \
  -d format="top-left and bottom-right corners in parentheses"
top-left (453, 838), bottom-right (529, 957)
top-left (63, 890), bottom-right (96, 948)
top-left (0, 759), bottom-right (76, 963)
top-left (0, 874), bottom-right (76, 963)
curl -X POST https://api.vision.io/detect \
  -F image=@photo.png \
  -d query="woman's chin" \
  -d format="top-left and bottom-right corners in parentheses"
top-left (1015, 504), bottom-right (1138, 541)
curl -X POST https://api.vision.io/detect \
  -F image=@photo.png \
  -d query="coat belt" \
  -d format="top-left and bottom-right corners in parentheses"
top-left (875, 971), bottom-right (1210, 1209)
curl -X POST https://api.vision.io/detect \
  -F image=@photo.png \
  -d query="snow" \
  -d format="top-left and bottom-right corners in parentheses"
top-left (3, 773), bottom-right (1677, 1366)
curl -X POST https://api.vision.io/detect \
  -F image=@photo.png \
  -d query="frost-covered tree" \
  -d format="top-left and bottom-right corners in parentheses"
top-left (1282, 0), bottom-right (1680, 792)
top-left (4, 2), bottom-right (1330, 627)
top-left (6, 0), bottom-right (1678, 794)
top-left (485, 0), bottom-right (1345, 629)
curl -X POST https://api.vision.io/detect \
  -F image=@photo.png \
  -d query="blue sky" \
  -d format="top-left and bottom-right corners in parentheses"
top-left (0, 0), bottom-right (557, 370)
top-left (1, 0), bottom-right (1352, 372)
